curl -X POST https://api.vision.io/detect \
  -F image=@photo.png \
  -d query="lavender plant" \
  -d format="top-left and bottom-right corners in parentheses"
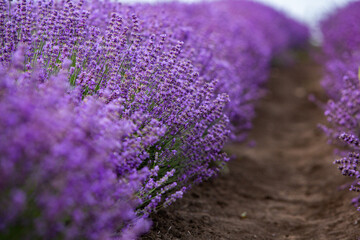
top-left (320, 1), bottom-right (360, 99)
top-left (0, 0), bottom-right (309, 238)
top-left (0, 47), bottom-right (152, 239)
top-left (0, 0), bottom-right (230, 223)
top-left (133, 0), bottom-right (309, 141)
top-left (320, 1), bottom-right (360, 211)
top-left (334, 133), bottom-right (360, 210)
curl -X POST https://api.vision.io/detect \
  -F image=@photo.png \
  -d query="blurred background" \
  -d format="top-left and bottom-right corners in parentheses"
top-left (254, 0), bottom-right (355, 42)
top-left (121, 0), bottom-right (357, 42)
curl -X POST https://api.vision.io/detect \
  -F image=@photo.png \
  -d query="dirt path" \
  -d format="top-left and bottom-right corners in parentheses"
top-left (142, 53), bottom-right (360, 240)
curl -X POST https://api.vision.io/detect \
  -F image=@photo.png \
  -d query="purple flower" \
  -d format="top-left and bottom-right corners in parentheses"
top-left (0, 0), bottom-right (308, 238)
top-left (320, 1), bottom-right (360, 213)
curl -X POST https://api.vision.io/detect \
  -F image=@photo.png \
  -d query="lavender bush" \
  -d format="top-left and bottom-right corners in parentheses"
top-left (320, 1), bottom-right (360, 99)
top-left (133, 0), bottom-right (309, 140)
top-left (320, 1), bottom-right (360, 211)
top-left (0, 47), bottom-right (152, 239)
top-left (1, 0), bottom-right (231, 214)
top-left (0, 0), bottom-right (308, 238)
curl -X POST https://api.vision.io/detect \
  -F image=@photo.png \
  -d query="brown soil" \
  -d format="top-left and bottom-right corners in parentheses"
top-left (142, 53), bottom-right (360, 240)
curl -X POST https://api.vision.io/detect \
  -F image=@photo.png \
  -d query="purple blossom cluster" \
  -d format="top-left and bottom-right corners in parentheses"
top-left (320, 1), bottom-right (360, 211)
top-left (0, 47), bottom-right (152, 239)
top-left (320, 1), bottom-right (360, 100)
top-left (133, 0), bottom-right (309, 140)
top-left (0, 0), bottom-right (308, 238)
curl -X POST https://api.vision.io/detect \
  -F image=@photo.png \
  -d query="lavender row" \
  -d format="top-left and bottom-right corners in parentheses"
top-left (320, 1), bottom-right (360, 211)
top-left (134, 0), bottom-right (309, 141)
top-left (0, 0), bottom-right (308, 239)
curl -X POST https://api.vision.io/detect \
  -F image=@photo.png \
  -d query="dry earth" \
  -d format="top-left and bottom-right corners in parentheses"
top-left (143, 52), bottom-right (360, 240)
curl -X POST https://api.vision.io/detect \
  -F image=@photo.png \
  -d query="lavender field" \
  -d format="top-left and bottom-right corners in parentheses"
top-left (1, 0), bottom-right (360, 239)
